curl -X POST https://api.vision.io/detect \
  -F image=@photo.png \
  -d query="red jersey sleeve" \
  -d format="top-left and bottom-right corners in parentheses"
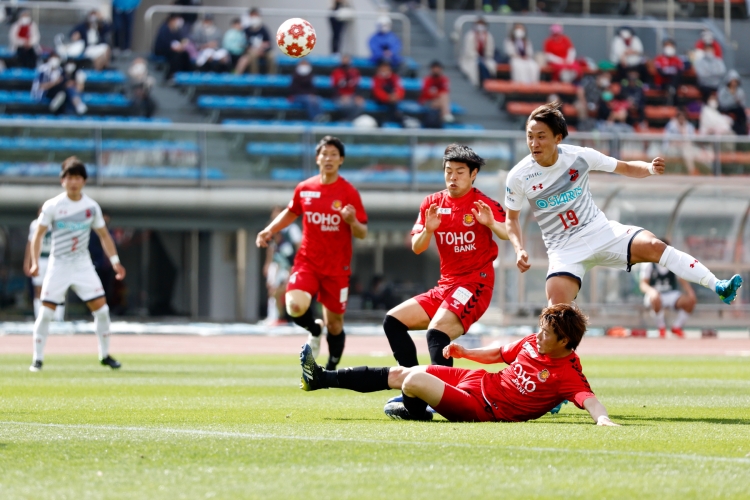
top-left (288, 184), bottom-right (303, 216)
top-left (560, 356), bottom-right (595, 409)
top-left (348, 184), bottom-right (368, 224)
top-left (410, 196), bottom-right (431, 235)
top-left (498, 335), bottom-right (533, 364)
top-left (479, 192), bottom-right (506, 224)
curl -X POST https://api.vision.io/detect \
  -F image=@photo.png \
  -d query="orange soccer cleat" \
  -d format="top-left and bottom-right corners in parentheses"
top-left (671, 327), bottom-right (685, 338)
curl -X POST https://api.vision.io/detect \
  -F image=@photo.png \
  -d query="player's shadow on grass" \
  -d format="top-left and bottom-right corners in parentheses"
top-left (615, 415), bottom-right (750, 425)
top-left (324, 417), bottom-right (390, 422)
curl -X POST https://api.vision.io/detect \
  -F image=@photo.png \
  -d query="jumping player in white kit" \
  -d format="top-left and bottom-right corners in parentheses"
top-left (28, 157), bottom-right (126, 372)
top-left (24, 209), bottom-right (64, 321)
top-left (505, 102), bottom-right (742, 307)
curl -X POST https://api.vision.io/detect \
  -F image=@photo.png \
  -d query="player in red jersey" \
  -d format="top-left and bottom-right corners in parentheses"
top-left (256, 136), bottom-right (368, 370)
top-left (300, 303), bottom-right (618, 425)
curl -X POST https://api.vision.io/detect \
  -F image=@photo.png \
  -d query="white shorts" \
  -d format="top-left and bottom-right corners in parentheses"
top-left (266, 262), bottom-right (290, 289)
top-left (40, 258), bottom-right (105, 305)
top-left (31, 257), bottom-right (49, 287)
top-left (644, 290), bottom-right (682, 310)
top-left (547, 220), bottom-right (644, 286)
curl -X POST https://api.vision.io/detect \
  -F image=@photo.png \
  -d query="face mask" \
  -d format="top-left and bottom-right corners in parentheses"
top-left (129, 62), bottom-right (147, 79)
top-left (664, 46), bottom-right (676, 57)
top-left (514, 29), bottom-right (525, 39)
top-left (20, 16), bottom-right (31, 26)
top-left (620, 30), bottom-right (632, 40)
top-left (708, 99), bottom-right (718, 109)
top-left (296, 64), bottom-right (312, 76)
top-left (379, 24), bottom-right (391, 33)
top-left (48, 58), bottom-right (60, 69)
top-left (598, 78), bottom-right (610, 88)
top-left (475, 24), bottom-right (486, 32)
top-left (174, 18), bottom-right (184, 29)
top-left (702, 33), bottom-right (713, 43)
top-left (204, 24), bottom-right (216, 34)
top-left (248, 16), bottom-right (261, 28)
top-left (89, 15), bottom-right (98, 24)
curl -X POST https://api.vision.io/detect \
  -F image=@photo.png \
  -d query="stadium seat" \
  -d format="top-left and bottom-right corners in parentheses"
top-left (0, 162), bottom-right (224, 179)
top-left (506, 101), bottom-right (577, 118)
top-left (483, 80), bottom-right (578, 102)
top-left (0, 114), bottom-right (171, 124)
top-left (246, 142), bottom-right (412, 159)
top-left (269, 167), bottom-right (445, 184)
top-left (275, 55), bottom-right (420, 77)
top-left (0, 91), bottom-right (131, 114)
top-left (0, 137), bottom-right (197, 152)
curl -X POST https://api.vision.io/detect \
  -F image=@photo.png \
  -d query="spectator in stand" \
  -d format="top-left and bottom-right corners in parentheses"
top-left (69, 10), bottom-right (112, 70)
top-left (543, 24), bottom-right (580, 83)
top-left (694, 44), bottom-right (726, 101)
top-left (596, 100), bottom-right (634, 134)
top-left (112, 0), bottom-right (141, 56)
top-left (153, 14), bottom-right (191, 82)
top-left (699, 93), bottom-right (734, 137)
top-left (290, 60), bottom-right (322, 122)
top-left (31, 52), bottom-right (88, 115)
top-left (173, 0), bottom-right (201, 30)
top-left (369, 16), bottom-right (403, 69)
top-left (459, 17), bottom-right (496, 87)
top-left (610, 26), bottom-right (645, 82)
top-left (504, 22), bottom-right (539, 84)
top-left (235, 8), bottom-right (275, 75)
top-left (664, 108), bottom-right (699, 175)
top-left (694, 29), bottom-right (722, 61)
top-left (191, 15), bottom-right (230, 73)
top-left (619, 69), bottom-right (646, 128)
top-left (127, 57), bottom-right (156, 117)
top-left (653, 39), bottom-right (684, 106)
top-left (372, 61), bottom-right (405, 126)
top-left (718, 70), bottom-right (747, 136)
top-left (331, 54), bottom-right (364, 121)
top-left (9, 10), bottom-right (40, 69)
top-left (419, 61), bottom-right (453, 126)
top-left (575, 70), bottom-right (613, 130)
top-left (329, 0), bottom-right (353, 55)
top-left (222, 18), bottom-right (247, 68)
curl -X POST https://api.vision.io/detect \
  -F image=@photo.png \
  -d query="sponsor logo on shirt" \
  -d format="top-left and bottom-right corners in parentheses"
top-left (506, 187), bottom-right (515, 195)
top-left (535, 187), bottom-right (583, 209)
top-left (305, 212), bottom-right (341, 231)
top-left (511, 363), bottom-right (537, 394)
top-left (436, 231), bottom-right (476, 253)
top-left (537, 369), bottom-right (550, 382)
top-left (55, 221), bottom-right (90, 231)
top-left (522, 341), bottom-right (538, 358)
top-left (524, 172), bottom-right (543, 181)
top-left (462, 214), bottom-right (476, 227)
top-left (451, 286), bottom-right (473, 305)
top-left (300, 191), bottom-right (321, 198)
top-left (437, 207), bottom-right (452, 215)
top-left (531, 183), bottom-right (543, 191)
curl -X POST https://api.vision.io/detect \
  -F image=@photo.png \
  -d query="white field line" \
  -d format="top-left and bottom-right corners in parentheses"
top-left (2, 420), bottom-right (749, 465)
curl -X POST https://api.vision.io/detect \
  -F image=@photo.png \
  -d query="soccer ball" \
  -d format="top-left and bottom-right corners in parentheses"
top-left (276, 18), bottom-right (316, 58)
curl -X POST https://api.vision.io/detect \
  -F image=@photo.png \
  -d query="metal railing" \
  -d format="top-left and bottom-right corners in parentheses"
top-left (0, 0), bottom-right (104, 23)
top-left (143, 6), bottom-right (411, 57)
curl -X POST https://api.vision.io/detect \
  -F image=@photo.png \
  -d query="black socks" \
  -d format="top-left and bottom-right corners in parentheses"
top-left (325, 331), bottom-right (345, 370)
top-left (426, 329), bottom-right (453, 367)
top-left (324, 366), bottom-right (390, 392)
top-left (402, 393), bottom-right (429, 417)
top-left (383, 315), bottom-right (418, 367)
top-left (292, 307), bottom-right (321, 337)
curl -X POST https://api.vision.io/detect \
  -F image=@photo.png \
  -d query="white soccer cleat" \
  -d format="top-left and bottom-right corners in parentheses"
top-left (29, 360), bottom-right (43, 372)
top-left (307, 319), bottom-right (325, 358)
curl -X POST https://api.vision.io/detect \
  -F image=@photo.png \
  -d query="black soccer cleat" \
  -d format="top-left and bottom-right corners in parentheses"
top-left (299, 343), bottom-right (325, 391)
top-left (383, 402), bottom-right (433, 421)
top-left (100, 355), bottom-right (121, 369)
top-left (29, 360), bottom-right (43, 372)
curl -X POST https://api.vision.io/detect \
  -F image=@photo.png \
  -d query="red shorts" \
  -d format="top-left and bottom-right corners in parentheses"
top-left (427, 365), bottom-right (494, 422)
top-left (414, 282), bottom-right (493, 333)
top-left (286, 266), bottom-right (349, 315)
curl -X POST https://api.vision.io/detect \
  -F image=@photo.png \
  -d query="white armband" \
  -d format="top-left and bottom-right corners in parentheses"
top-left (109, 255), bottom-right (121, 266)
top-left (647, 163), bottom-right (656, 175)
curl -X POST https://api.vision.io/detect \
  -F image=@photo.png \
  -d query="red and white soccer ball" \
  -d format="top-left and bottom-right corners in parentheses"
top-left (276, 18), bottom-right (316, 58)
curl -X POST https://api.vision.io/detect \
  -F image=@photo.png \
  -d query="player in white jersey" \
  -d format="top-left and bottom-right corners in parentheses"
top-left (28, 157), bottom-right (127, 372)
top-left (505, 102), bottom-right (742, 307)
top-left (23, 210), bottom-right (64, 321)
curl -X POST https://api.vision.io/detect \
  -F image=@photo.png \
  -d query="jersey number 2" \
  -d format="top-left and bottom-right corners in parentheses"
top-left (71, 237), bottom-right (79, 252)
top-left (558, 210), bottom-right (579, 230)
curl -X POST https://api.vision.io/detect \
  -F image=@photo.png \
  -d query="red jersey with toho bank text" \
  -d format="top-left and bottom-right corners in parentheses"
top-left (411, 187), bottom-right (506, 286)
top-left (288, 175), bottom-right (367, 276)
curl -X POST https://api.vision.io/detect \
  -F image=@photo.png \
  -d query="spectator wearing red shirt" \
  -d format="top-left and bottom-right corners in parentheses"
top-left (9, 10), bottom-right (40, 69)
top-left (694, 29), bottom-right (723, 61)
top-left (419, 61), bottom-right (453, 126)
top-left (653, 39), bottom-right (684, 105)
top-left (543, 24), bottom-right (580, 83)
top-left (300, 303), bottom-right (619, 425)
top-left (372, 61), bottom-right (405, 126)
top-left (331, 54), bottom-right (364, 120)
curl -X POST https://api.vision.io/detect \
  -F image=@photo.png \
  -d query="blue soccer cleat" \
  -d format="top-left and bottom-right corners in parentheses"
top-left (386, 394), bottom-right (436, 414)
top-left (716, 274), bottom-right (743, 304)
top-left (549, 400), bottom-right (568, 415)
top-left (299, 343), bottom-right (324, 391)
top-left (383, 402), bottom-right (433, 421)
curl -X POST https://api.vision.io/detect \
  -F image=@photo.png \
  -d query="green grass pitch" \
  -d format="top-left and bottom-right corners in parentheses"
top-left (1, 353), bottom-right (749, 499)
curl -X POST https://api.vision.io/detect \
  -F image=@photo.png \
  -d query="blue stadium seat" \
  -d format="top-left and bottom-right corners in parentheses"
top-left (222, 119), bottom-right (353, 128)
top-left (0, 114), bottom-right (171, 124)
top-left (276, 55), bottom-right (420, 73)
top-left (269, 168), bottom-right (444, 184)
top-left (0, 91), bottom-right (131, 109)
top-left (246, 142), bottom-right (411, 159)
top-left (0, 162), bottom-right (224, 180)
top-left (0, 136), bottom-right (196, 152)
top-left (175, 72), bottom-right (421, 93)
top-left (0, 69), bottom-right (125, 85)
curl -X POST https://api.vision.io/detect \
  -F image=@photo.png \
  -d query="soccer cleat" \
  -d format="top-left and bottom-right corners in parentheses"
top-left (658, 327), bottom-right (667, 339)
top-left (716, 274), bottom-right (743, 304)
top-left (671, 327), bottom-right (685, 338)
top-left (549, 400), bottom-right (568, 415)
top-left (29, 360), bottom-right (43, 372)
top-left (383, 402), bottom-right (433, 421)
top-left (100, 355), bottom-right (121, 369)
top-left (307, 318), bottom-right (325, 359)
top-left (386, 394), bottom-right (436, 414)
top-left (299, 343), bottom-right (324, 391)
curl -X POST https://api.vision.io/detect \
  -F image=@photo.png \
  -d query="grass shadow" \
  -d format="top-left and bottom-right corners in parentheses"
top-left (614, 416), bottom-right (750, 425)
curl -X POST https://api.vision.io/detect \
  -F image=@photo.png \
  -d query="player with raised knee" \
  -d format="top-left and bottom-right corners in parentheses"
top-left (505, 102), bottom-right (742, 307)
top-left (381, 144), bottom-right (508, 416)
top-left (255, 136), bottom-right (368, 370)
top-left (639, 242), bottom-right (696, 338)
top-left (300, 303), bottom-right (618, 425)
top-left (28, 157), bottom-right (126, 372)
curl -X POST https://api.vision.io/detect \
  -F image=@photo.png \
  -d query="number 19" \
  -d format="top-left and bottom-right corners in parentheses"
top-left (558, 210), bottom-right (579, 230)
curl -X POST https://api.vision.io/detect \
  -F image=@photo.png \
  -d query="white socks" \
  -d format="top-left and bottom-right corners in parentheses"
top-left (673, 309), bottom-right (690, 328)
top-left (33, 306), bottom-right (54, 362)
top-left (267, 297), bottom-right (278, 321)
top-left (659, 246), bottom-right (717, 290)
top-left (92, 304), bottom-right (111, 360)
top-left (33, 298), bottom-right (40, 318)
top-left (54, 305), bottom-right (65, 322)
top-left (654, 309), bottom-right (666, 329)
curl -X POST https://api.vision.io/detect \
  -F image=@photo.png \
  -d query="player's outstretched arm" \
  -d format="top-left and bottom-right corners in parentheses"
top-left (472, 200), bottom-right (508, 240)
top-left (28, 223), bottom-right (48, 277)
top-left (505, 209), bottom-right (530, 273)
top-left (443, 343), bottom-right (504, 365)
top-left (412, 203), bottom-right (441, 254)
top-left (256, 208), bottom-right (298, 248)
top-left (613, 157), bottom-right (665, 178)
top-left (94, 226), bottom-right (126, 280)
top-left (339, 204), bottom-right (367, 239)
top-left (583, 397), bottom-right (620, 426)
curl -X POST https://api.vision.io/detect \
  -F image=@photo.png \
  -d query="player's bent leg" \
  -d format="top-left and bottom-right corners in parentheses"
top-left (322, 307), bottom-right (345, 370)
top-left (628, 231), bottom-right (667, 264)
top-left (286, 290), bottom-right (323, 356)
top-left (671, 293), bottom-right (695, 337)
top-left (546, 275), bottom-right (580, 305)
top-left (385, 299), bottom-right (431, 368)
top-left (401, 369), bottom-right (444, 408)
top-left (285, 289), bottom-right (312, 318)
top-left (426, 308), bottom-right (465, 367)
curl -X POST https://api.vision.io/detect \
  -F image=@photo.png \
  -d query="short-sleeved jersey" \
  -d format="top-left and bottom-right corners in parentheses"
top-left (505, 144), bottom-right (618, 252)
top-left (481, 334), bottom-right (595, 422)
top-left (287, 175), bottom-right (367, 276)
top-left (411, 188), bottom-right (506, 287)
top-left (28, 219), bottom-right (52, 258)
top-left (640, 262), bottom-right (678, 293)
top-left (38, 193), bottom-right (106, 262)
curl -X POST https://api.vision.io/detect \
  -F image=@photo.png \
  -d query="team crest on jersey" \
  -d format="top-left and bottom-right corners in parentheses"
top-left (331, 200), bottom-right (343, 210)
top-left (537, 369), bottom-right (550, 382)
top-left (462, 214), bottom-right (475, 226)
top-left (85, 209), bottom-right (92, 218)
top-left (569, 169), bottom-right (579, 182)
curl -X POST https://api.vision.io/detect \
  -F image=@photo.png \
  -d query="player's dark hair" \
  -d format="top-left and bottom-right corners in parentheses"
top-left (60, 156), bottom-right (88, 180)
top-left (443, 143), bottom-right (485, 174)
top-left (315, 135), bottom-right (345, 158)
top-left (526, 101), bottom-right (569, 139)
top-left (539, 303), bottom-right (588, 350)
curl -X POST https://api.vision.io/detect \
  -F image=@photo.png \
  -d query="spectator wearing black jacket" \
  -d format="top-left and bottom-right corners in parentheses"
top-left (69, 10), bottom-right (111, 70)
top-left (235, 8), bottom-right (276, 74)
top-left (290, 60), bottom-right (322, 121)
top-left (153, 14), bottom-right (192, 82)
